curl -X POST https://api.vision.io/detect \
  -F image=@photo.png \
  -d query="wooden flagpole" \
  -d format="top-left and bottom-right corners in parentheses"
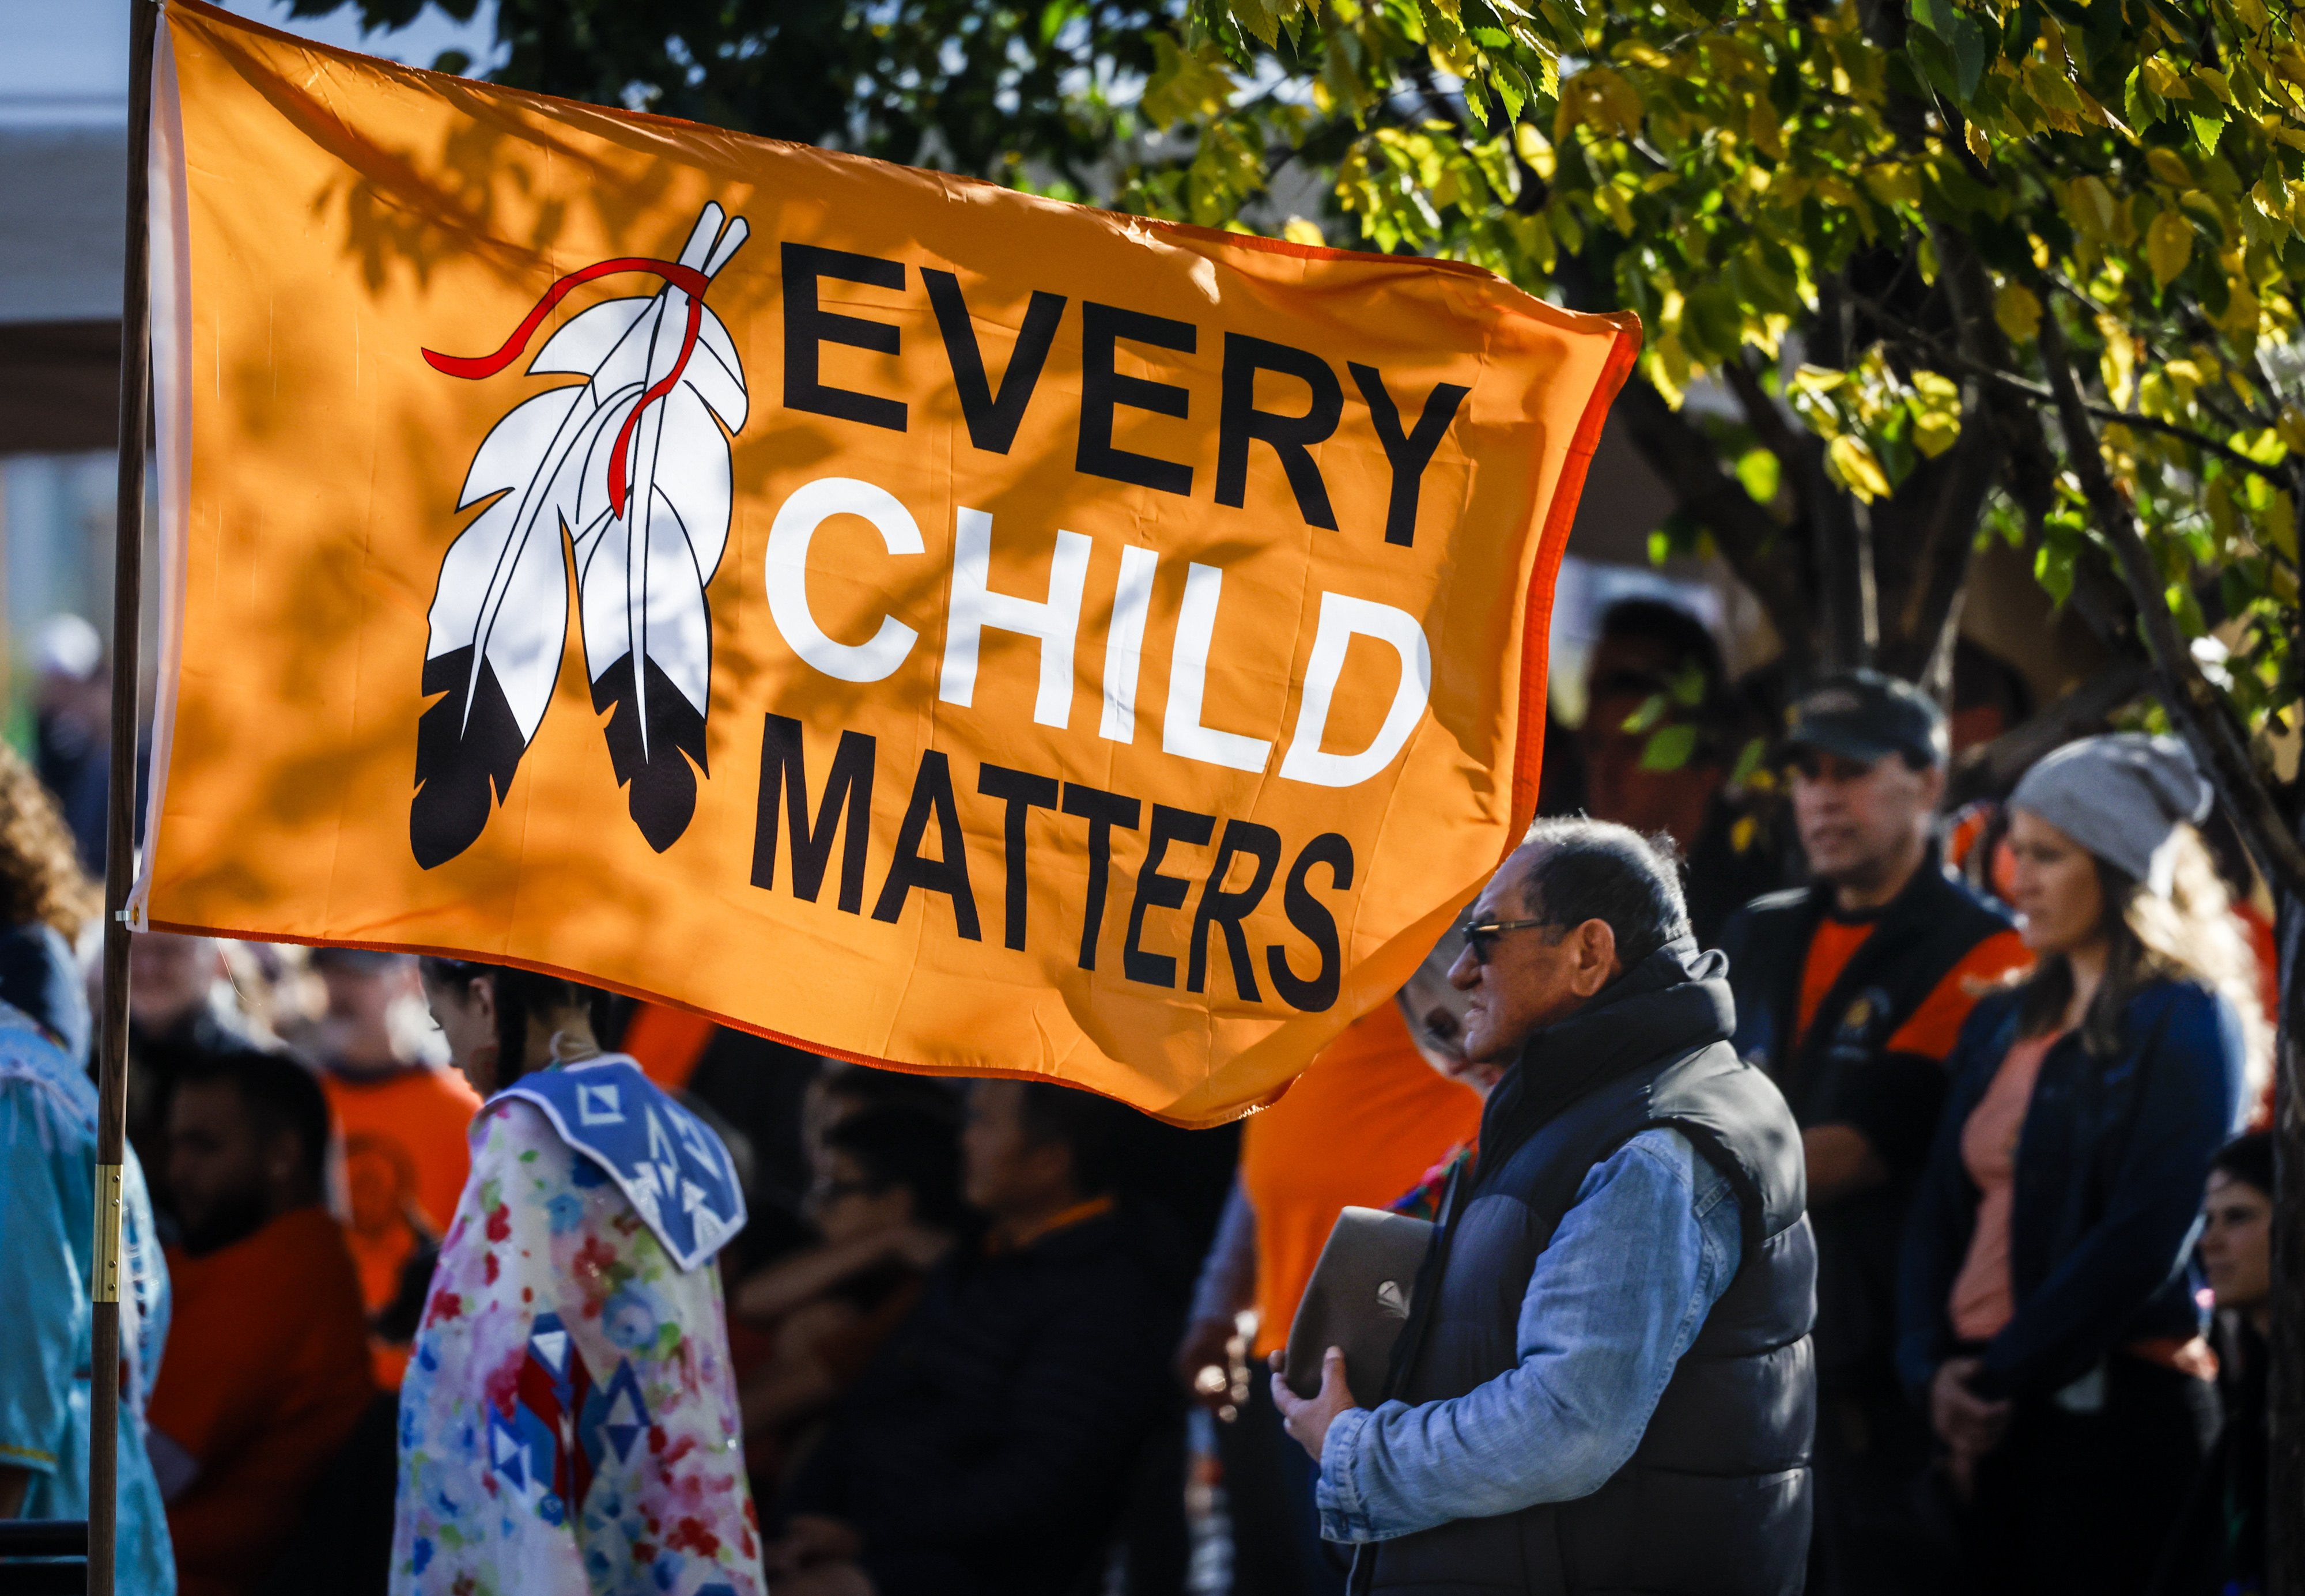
top-left (90, 2), bottom-right (162, 1592)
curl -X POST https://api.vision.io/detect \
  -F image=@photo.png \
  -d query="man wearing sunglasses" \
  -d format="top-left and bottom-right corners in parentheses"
top-left (1716, 670), bottom-right (2028, 1596)
top-left (1272, 817), bottom-right (1815, 1596)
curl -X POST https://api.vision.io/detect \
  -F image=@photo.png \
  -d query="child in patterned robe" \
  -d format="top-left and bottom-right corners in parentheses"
top-left (392, 962), bottom-right (760, 1596)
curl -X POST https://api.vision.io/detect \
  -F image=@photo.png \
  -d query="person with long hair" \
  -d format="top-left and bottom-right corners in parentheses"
top-left (1897, 735), bottom-right (2261, 1596)
top-left (391, 959), bottom-right (762, 1595)
top-left (0, 743), bottom-right (100, 1063)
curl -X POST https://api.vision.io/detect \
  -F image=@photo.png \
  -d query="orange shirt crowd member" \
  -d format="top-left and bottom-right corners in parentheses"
top-left (148, 1051), bottom-right (376, 1596)
top-left (307, 949), bottom-right (481, 1385)
top-left (1230, 1002), bottom-right (1484, 1364)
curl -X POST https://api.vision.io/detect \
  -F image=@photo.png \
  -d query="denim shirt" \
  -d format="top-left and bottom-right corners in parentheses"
top-left (1317, 1126), bottom-right (1744, 1542)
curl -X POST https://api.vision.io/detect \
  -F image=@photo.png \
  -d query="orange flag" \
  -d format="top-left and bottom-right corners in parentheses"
top-left (136, 1), bottom-right (1637, 1125)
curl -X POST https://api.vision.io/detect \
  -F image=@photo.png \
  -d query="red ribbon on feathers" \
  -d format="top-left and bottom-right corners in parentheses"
top-left (423, 256), bottom-right (714, 520)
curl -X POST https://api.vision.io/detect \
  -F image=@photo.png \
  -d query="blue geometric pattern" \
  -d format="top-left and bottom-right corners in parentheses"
top-left (581, 1355), bottom-right (650, 1470)
top-left (494, 1056), bottom-right (746, 1270)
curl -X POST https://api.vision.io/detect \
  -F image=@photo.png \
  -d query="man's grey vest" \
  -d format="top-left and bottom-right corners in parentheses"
top-left (1369, 941), bottom-right (1816, 1596)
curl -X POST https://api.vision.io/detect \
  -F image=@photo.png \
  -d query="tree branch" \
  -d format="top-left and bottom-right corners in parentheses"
top-left (1946, 657), bottom-right (2152, 807)
top-left (2036, 310), bottom-right (2305, 902)
top-left (1881, 409), bottom-right (2001, 679)
top-left (1849, 287), bottom-right (2293, 484)
top-left (1720, 354), bottom-right (1809, 487)
top-left (1610, 377), bottom-right (1813, 666)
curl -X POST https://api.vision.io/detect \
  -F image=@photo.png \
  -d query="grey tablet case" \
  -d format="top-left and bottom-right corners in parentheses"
top-left (1282, 1205), bottom-right (1435, 1401)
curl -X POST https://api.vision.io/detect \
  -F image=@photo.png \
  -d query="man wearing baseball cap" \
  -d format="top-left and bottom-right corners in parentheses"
top-left (1718, 670), bottom-right (2031, 1596)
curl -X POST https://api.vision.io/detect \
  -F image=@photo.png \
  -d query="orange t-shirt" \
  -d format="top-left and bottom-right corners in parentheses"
top-left (321, 1062), bottom-right (482, 1381)
top-left (622, 1003), bottom-right (719, 1089)
top-left (1239, 1004), bottom-right (1484, 1357)
top-left (1796, 917), bottom-right (2032, 1060)
top-left (149, 1207), bottom-right (377, 1596)
top-left (1949, 1031), bottom-right (2060, 1341)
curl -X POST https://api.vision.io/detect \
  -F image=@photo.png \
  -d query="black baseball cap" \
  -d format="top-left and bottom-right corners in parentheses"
top-left (1779, 669), bottom-right (1948, 769)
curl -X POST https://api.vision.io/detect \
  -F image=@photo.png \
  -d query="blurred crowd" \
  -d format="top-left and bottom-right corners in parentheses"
top-left (0, 593), bottom-right (2280, 1596)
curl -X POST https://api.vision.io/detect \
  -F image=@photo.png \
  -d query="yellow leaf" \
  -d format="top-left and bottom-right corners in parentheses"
top-left (1600, 71), bottom-right (1646, 135)
top-left (1966, 121), bottom-right (1992, 165)
top-left (1142, 36), bottom-right (1235, 130)
top-left (1994, 281), bottom-right (2043, 345)
top-left (2098, 316), bottom-right (2138, 408)
top-left (1515, 124), bottom-right (1557, 180)
top-left (1645, 338), bottom-right (1690, 409)
top-left (2218, 274), bottom-right (2261, 335)
top-left (1862, 163), bottom-right (1921, 208)
top-left (2265, 496), bottom-right (2298, 565)
top-left (2196, 66), bottom-right (2232, 103)
top-left (1827, 434), bottom-right (1892, 501)
top-left (1429, 40), bottom-right (1478, 81)
top-left (1913, 411), bottom-right (1962, 458)
top-left (1565, 67), bottom-right (1643, 138)
top-left (2147, 210), bottom-right (2195, 285)
top-left (1909, 369), bottom-right (1962, 459)
top-left (2147, 148), bottom-right (2193, 187)
top-left (1281, 215), bottom-right (1325, 246)
top-left (1606, 181), bottom-right (1642, 233)
top-left (2070, 175), bottom-right (2116, 238)
top-left (1749, 98), bottom-right (1785, 159)
top-left (2142, 57), bottom-right (2184, 97)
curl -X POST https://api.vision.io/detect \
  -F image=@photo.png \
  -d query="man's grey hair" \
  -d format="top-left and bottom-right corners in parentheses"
top-left (1513, 816), bottom-right (1691, 970)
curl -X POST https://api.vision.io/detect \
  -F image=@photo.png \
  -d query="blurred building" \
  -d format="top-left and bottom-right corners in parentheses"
top-left (0, 0), bottom-right (132, 726)
top-left (0, 1), bottom-right (495, 733)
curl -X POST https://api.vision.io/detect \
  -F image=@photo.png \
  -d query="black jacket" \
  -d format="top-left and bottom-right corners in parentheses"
top-left (785, 1202), bottom-right (1190, 1596)
top-left (1719, 850), bottom-right (2015, 1392)
top-left (1896, 979), bottom-right (2244, 1404)
top-left (1369, 937), bottom-right (1816, 1596)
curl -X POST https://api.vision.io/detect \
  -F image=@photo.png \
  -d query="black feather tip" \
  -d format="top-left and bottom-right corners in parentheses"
top-left (590, 653), bottom-right (709, 853)
top-left (410, 645), bottom-right (528, 869)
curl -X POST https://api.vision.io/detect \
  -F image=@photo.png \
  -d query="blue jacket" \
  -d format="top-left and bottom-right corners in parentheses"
top-left (1896, 978), bottom-right (2244, 1404)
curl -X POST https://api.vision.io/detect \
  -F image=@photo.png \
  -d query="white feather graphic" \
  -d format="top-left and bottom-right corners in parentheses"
top-left (411, 203), bottom-right (749, 866)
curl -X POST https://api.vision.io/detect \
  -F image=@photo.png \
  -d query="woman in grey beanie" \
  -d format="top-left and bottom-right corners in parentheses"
top-left (2005, 735), bottom-right (2212, 900)
top-left (1898, 733), bottom-right (2262, 1596)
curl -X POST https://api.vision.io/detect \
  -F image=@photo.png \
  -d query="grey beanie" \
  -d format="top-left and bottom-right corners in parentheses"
top-left (2008, 733), bottom-right (2212, 897)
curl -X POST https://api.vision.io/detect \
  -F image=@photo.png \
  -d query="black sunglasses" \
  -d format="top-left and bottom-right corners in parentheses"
top-left (1461, 917), bottom-right (1559, 965)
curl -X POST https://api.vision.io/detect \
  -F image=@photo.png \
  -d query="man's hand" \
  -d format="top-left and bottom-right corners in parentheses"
top-left (1270, 1346), bottom-right (1360, 1462)
top-left (765, 1513), bottom-right (864, 1577)
top-left (1929, 1356), bottom-right (2011, 1499)
top-left (1175, 1315), bottom-right (1240, 1416)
